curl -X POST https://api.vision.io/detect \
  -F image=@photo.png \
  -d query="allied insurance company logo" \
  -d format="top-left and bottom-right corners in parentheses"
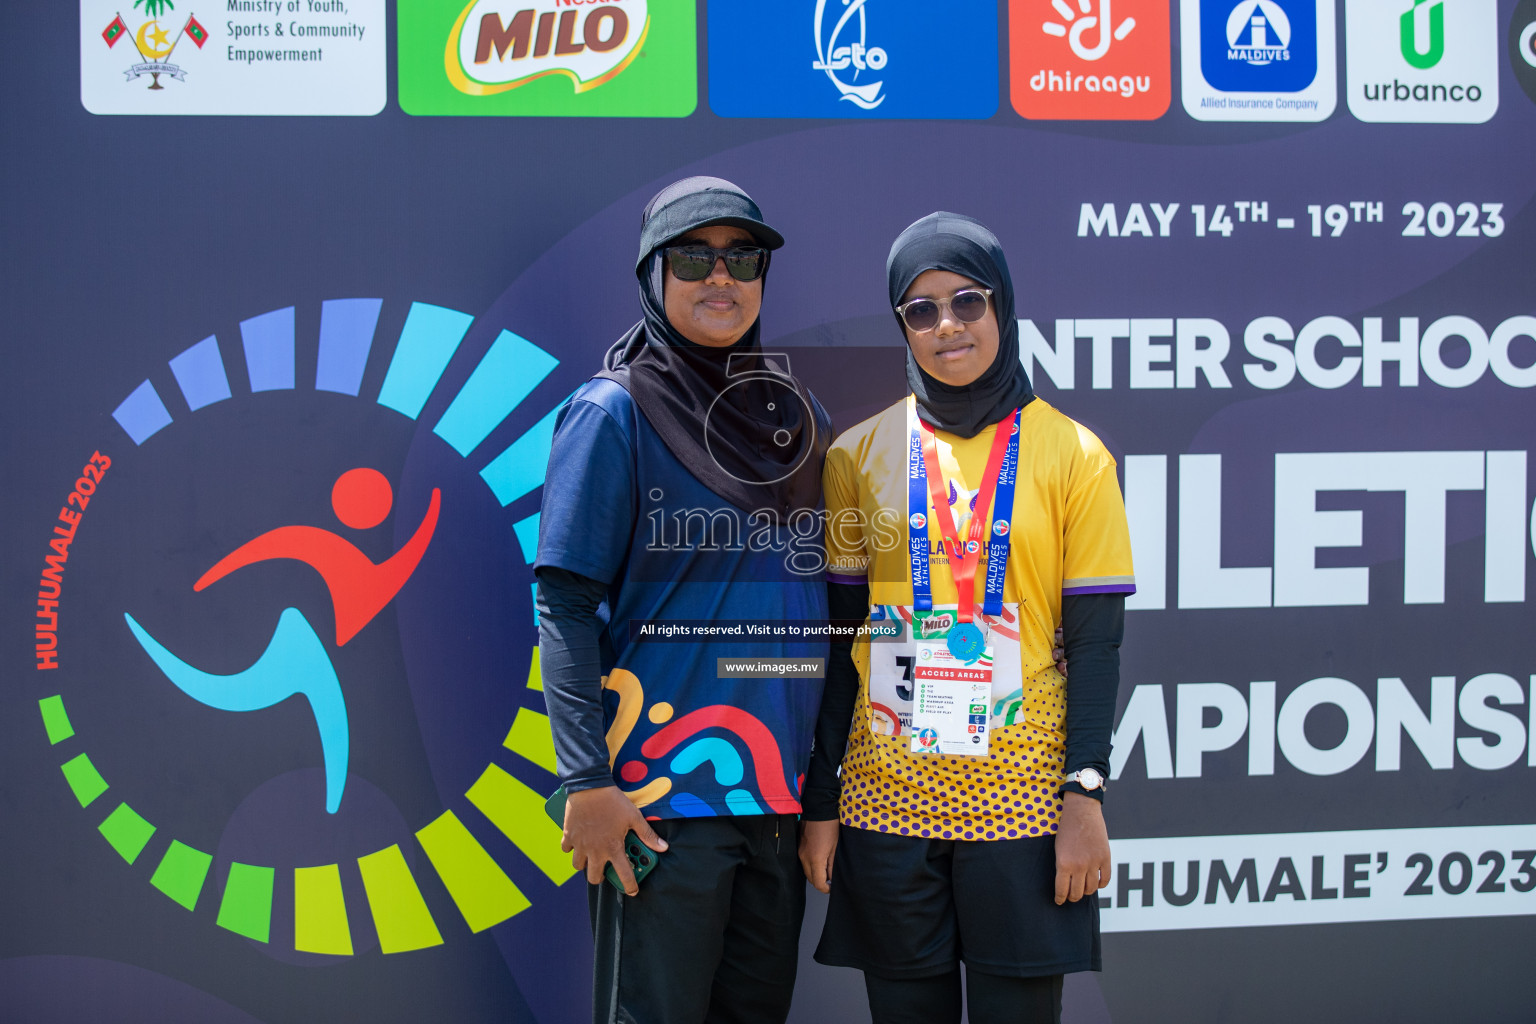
top-left (31, 298), bottom-right (575, 956)
top-left (1010, 0), bottom-right (1171, 119)
top-left (1200, 0), bottom-right (1317, 91)
top-left (1346, 0), bottom-right (1497, 123)
top-left (446, 0), bottom-right (648, 95)
top-left (1181, 0), bottom-right (1335, 121)
top-left (810, 0), bottom-right (889, 109)
top-left (99, 0), bottom-right (209, 91)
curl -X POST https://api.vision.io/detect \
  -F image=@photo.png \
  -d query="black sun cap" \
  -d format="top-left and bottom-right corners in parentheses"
top-left (635, 175), bottom-right (785, 273)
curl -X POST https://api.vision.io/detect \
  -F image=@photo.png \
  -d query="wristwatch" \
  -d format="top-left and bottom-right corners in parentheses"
top-left (1063, 768), bottom-right (1105, 794)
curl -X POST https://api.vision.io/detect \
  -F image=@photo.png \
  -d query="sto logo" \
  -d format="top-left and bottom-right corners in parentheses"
top-left (811, 0), bottom-right (889, 109)
top-left (124, 467), bottom-right (441, 814)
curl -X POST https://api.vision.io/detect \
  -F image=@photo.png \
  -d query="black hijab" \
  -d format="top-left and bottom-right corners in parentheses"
top-left (598, 177), bottom-right (829, 518)
top-left (887, 212), bottom-right (1035, 439)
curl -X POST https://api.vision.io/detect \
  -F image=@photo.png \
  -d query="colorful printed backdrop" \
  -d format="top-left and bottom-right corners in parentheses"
top-left (6, 2), bottom-right (1536, 1021)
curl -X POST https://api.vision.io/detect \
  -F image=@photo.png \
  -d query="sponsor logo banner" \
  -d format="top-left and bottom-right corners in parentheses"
top-left (80, 0), bottom-right (385, 115)
top-left (1180, 0), bottom-right (1337, 121)
top-left (399, 0), bottom-right (695, 116)
top-left (1347, 0), bottom-right (1498, 123)
top-left (1010, 0), bottom-right (1171, 120)
top-left (708, 0), bottom-right (997, 119)
top-left (1101, 826), bottom-right (1536, 932)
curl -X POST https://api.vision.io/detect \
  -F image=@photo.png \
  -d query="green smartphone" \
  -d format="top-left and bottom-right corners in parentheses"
top-left (543, 785), bottom-right (661, 892)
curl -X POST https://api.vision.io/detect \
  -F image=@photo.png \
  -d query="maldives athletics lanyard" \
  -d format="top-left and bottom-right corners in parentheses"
top-left (907, 400), bottom-right (1021, 660)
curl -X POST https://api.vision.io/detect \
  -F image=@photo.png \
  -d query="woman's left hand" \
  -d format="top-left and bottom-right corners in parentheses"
top-left (1053, 791), bottom-right (1111, 905)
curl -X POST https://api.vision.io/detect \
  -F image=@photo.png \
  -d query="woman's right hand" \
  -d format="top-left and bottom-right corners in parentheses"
top-left (561, 785), bottom-right (668, 896)
top-left (799, 818), bottom-right (840, 894)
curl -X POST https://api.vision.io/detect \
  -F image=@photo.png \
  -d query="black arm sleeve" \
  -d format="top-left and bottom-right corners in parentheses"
top-left (801, 580), bottom-right (870, 820)
top-left (535, 565), bottom-right (616, 793)
top-left (1059, 592), bottom-right (1125, 801)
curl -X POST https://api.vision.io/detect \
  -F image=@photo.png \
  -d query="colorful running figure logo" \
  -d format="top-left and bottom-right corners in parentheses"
top-left (124, 468), bottom-right (441, 813)
top-left (194, 468), bottom-right (441, 645)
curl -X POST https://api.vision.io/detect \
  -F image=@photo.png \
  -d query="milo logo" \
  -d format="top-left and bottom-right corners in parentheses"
top-left (397, 0), bottom-right (695, 117)
top-left (450, 0), bottom-right (647, 95)
top-left (913, 609), bottom-right (955, 639)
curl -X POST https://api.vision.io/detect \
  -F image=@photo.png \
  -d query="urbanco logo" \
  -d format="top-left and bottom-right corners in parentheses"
top-left (33, 297), bottom-right (578, 959)
top-left (1010, 0), bottom-right (1171, 120)
top-left (1512, 0), bottom-right (1536, 106)
top-left (398, 0), bottom-right (696, 116)
top-left (810, 0), bottom-right (888, 109)
top-left (707, 0), bottom-right (997, 119)
top-left (1400, 0), bottom-right (1444, 68)
top-left (1347, 0), bottom-right (1497, 123)
top-left (1180, 0), bottom-right (1336, 121)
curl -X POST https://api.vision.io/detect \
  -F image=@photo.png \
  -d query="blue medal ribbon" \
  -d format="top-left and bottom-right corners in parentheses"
top-left (907, 409), bottom-right (933, 611)
top-left (907, 402), bottom-right (1021, 644)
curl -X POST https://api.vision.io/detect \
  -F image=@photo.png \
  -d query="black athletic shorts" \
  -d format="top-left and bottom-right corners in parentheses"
top-left (814, 824), bottom-right (1100, 979)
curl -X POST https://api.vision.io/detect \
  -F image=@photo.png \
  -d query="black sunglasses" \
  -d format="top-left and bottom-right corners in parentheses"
top-left (665, 244), bottom-right (769, 282)
top-left (894, 288), bottom-right (994, 333)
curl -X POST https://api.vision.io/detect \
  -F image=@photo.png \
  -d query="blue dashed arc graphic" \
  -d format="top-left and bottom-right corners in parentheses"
top-left (113, 299), bottom-right (560, 556)
top-left (66, 298), bottom-right (578, 958)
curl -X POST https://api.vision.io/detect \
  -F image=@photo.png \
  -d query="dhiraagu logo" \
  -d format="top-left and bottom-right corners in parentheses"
top-left (398, 0), bottom-right (696, 116)
top-left (1010, 0), bottom-right (1172, 121)
top-left (1347, 0), bottom-right (1497, 123)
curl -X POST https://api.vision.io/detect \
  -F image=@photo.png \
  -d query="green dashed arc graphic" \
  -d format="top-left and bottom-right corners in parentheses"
top-left (45, 297), bottom-right (572, 956)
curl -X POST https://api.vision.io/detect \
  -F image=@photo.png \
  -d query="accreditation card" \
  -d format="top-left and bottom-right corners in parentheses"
top-left (909, 641), bottom-right (993, 757)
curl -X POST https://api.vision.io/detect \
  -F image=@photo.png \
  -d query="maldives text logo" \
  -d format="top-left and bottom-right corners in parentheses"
top-left (1180, 0), bottom-right (1336, 121)
top-left (1202, 0), bottom-right (1316, 91)
top-left (1347, 0), bottom-right (1497, 123)
top-left (399, 0), bottom-right (696, 116)
top-left (708, 0), bottom-right (997, 119)
top-left (1010, 0), bottom-right (1171, 119)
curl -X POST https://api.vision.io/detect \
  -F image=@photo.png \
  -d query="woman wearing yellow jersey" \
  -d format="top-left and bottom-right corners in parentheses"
top-left (800, 212), bottom-right (1135, 1024)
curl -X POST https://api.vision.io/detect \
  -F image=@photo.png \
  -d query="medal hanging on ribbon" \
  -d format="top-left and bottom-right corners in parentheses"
top-left (907, 401), bottom-right (1020, 663)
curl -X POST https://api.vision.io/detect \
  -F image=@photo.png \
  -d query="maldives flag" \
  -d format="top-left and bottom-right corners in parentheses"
top-left (184, 14), bottom-right (208, 48)
top-left (102, 15), bottom-right (127, 47)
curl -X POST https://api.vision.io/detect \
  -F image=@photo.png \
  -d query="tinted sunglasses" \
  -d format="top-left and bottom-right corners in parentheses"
top-left (894, 287), bottom-right (994, 333)
top-left (665, 244), bottom-right (769, 283)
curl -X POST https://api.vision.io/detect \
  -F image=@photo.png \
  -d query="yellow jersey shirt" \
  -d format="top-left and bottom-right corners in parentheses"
top-left (823, 395), bottom-right (1135, 840)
